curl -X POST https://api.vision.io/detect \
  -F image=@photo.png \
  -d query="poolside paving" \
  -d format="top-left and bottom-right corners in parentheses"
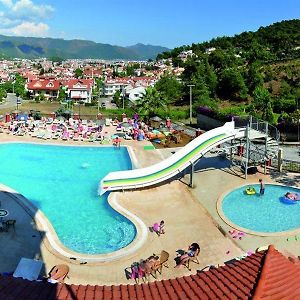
top-left (0, 132), bottom-right (299, 286)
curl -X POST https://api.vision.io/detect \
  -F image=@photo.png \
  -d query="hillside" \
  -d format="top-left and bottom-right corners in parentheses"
top-left (0, 35), bottom-right (169, 60)
top-left (158, 19), bottom-right (300, 62)
top-left (153, 19), bottom-right (300, 136)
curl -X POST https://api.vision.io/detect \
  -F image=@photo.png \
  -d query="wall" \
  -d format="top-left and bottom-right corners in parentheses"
top-left (197, 113), bottom-right (224, 131)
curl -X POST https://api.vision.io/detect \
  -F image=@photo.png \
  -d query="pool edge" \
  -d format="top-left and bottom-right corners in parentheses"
top-left (217, 182), bottom-right (300, 237)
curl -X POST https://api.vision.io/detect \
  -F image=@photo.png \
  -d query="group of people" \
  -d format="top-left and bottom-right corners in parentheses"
top-left (150, 220), bottom-right (200, 268)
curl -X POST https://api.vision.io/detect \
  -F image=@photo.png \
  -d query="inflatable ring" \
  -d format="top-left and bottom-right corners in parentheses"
top-left (245, 187), bottom-right (256, 195)
top-left (280, 197), bottom-right (298, 205)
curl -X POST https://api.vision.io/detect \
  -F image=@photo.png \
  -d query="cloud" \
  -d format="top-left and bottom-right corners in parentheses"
top-left (0, 0), bottom-right (54, 37)
top-left (0, 21), bottom-right (49, 37)
top-left (12, 0), bottom-right (54, 20)
top-left (0, 0), bottom-right (13, 7)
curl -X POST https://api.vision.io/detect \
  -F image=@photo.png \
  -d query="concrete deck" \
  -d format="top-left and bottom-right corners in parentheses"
top-left (0, 132), bottom-right (299, 286)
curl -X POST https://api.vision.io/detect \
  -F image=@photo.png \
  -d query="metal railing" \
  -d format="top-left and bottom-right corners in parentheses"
top-left (234, 115), bottom-right (280, 141)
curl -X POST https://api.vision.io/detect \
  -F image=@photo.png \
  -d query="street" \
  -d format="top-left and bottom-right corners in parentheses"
top-left (0, 93), bottom-right (23, 109)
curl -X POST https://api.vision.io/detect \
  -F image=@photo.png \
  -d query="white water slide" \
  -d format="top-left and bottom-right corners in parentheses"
top-left (99, 121), bottom-right (246, 195)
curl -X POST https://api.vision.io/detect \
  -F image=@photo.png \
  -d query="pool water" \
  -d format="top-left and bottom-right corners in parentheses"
top-left (222, 184), bottom-right (300, 233)
top-left (0, 143), bottom-right (136, 254)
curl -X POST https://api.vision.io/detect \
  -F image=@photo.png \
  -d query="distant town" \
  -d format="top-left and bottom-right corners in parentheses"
top-left (0, 57), bottom-right (184, 107)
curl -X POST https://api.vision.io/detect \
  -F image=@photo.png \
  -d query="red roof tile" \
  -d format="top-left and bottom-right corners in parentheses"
top-left (27, 79), bottom-right (60, 91)
top-left (1, 246), bottom-right (300, 299)
top-left (253, 245), bottom-right (300, 299)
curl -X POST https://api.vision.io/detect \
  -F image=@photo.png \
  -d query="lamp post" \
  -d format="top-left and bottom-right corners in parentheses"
top-left (187, 84), bottom-right (195, 125)
top-left (122, 86), bottom-right (125, 110)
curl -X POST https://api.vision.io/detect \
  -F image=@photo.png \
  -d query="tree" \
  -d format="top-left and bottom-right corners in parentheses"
top-left (0, 88), bottom-right (7, 101)
top-left (113, 90), bottom-right (122, 108)
top-left (135, 87), bottom-right (167, 119)
top-left (74, 68), bottom-right (83, 78)
top-left (155, 74), bottom-right (183, 104)
top-left (246, 63), bottom-right (264, 95)
top-left (58, 87), bottom-right (66, 102)
top-left (252, 86), bottom-right (274, 122)
top-left (218, 68), bottom-right (248, 100)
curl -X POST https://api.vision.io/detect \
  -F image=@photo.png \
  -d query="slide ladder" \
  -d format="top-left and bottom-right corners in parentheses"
top-left (99, 121), bottom-right (246, 195)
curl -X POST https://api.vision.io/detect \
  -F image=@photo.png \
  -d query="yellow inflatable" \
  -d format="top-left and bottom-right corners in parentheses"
top-left (245, 187), bottom-right (256, 195)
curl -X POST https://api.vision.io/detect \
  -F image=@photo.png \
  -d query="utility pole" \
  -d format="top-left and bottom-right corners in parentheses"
top-left (187, 84), bottom-right (195, 125)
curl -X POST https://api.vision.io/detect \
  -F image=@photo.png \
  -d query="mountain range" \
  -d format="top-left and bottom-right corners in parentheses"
top-left (0, 35), bottom-right (170, 60)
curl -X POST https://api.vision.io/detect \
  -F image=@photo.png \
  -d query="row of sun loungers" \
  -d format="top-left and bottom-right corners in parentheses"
top-left (1, 118), bottom-right (110, 142)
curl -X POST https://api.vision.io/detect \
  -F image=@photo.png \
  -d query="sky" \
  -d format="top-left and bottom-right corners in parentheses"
top-left (0, 0), bottom-right (299, 49)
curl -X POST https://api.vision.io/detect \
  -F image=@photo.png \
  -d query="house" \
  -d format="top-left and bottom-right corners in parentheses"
top-left (103, 77), bottom-right (131, 97)
top-left (205, 47), bottom-right (216, 54)
top-left (64, 79), bottom-right (94, 103)
top-left (26, 79), bottom-right (60, 99)
top-left (178, 50), bottom-right (194, 61)
top-left (128, 86), bottom-right (146, 103)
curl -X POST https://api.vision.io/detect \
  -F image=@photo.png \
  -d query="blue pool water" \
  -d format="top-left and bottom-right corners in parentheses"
top-left (0, 143), bottom-right (136, 254)
top-left (222, 184), bottom-right (300, 233)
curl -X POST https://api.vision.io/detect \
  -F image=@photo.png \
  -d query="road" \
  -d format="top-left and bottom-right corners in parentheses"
top-left (98, 97), bottom-right (117, 109)
top-left (0, 93), bottom-right (22, 109)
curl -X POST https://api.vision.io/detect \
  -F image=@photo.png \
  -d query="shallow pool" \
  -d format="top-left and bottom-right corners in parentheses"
top-left (221, 184), bottom-right (300, 233)
top-left (0, 143), bottom-right (136, 254)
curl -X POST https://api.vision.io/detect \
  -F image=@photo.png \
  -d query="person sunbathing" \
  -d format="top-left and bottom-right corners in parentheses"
top-left (152, 220), bottom-right (165, 236)
top-left (285, 192), bottom-right (300, 201)
top-left (175, 243), bottom-right (200, 268)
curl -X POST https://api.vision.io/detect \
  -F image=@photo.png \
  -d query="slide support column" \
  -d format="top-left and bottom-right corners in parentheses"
top-left (189, 162), bottom-right (194, 188)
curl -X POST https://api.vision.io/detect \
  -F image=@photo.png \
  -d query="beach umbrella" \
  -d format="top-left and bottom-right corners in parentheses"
top-left (17, 114), bottom-right (28, 121)
top-left (159, 127), bottom-right (170, 132)
top-left (150, 116), bottom-right (162, 122)
top-left (95, 119), bottom-right (105, 126)
top-left (121, 122), bottom-right (132, 128)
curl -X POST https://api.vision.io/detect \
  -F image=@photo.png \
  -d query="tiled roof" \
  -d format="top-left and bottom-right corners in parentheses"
top-left (1, 246), bottom-right (300, 300)
top-left (27, 79), bottom-right (60, 91)
top-left (66, 79), bottom-right (94, 90)
top-left (253, 245), bottom-right (300, 299)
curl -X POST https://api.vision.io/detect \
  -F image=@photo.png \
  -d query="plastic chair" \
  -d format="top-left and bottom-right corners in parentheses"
top-left (151, 250), bottom-right (169, 278)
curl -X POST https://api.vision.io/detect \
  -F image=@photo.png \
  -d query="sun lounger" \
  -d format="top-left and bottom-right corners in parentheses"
top-left (43, 132), bottom-right (52, 139)
top-left (62, 131), bottom-right (69, 140)
top-left (73, 132), bottom-right (80, 141)
top-left (105, 118), bottom-right (112, 126)
top-left (36, 130), bottom-right (45, 139)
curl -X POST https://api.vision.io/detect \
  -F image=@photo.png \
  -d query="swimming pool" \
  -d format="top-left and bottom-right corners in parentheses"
top-left (0, 143), bottom-right (136, 254)
top-left (221, 184), bottom-right (300, 234)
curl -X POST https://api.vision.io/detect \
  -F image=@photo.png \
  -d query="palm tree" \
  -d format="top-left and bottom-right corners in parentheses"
top-left (135, 87), bottom-right (166, 120)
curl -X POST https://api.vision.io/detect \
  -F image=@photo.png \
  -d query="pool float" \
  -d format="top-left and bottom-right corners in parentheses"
top-left (245, 187), bottom-right (256, 195)
top-left (280, 196), bottom-right (298, 205)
